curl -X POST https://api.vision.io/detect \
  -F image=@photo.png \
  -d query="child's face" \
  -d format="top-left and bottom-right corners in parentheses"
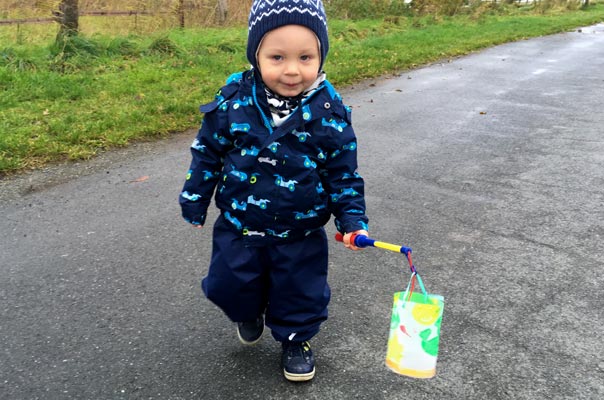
top-left (257, 25), bottom-right (321, 98)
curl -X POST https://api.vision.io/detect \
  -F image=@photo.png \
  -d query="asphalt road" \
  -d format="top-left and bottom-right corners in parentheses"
top-left (2, 24), bottom-right (604, 400)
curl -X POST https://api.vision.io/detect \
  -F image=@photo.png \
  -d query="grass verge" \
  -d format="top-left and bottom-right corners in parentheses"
top-left (1, 4), bottom-right (603, 174)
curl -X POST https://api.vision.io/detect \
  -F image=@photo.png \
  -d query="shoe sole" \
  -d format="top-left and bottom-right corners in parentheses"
top-left (237, 324), bottom-right (264, 345)
top-left (283, 368), bottom-right (315, 382)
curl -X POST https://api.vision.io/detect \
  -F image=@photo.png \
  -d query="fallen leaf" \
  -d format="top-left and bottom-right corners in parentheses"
top-left (131, 175), bottom-right (149, 183)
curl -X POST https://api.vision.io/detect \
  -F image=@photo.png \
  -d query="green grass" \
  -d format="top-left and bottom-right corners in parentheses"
top-left (1, 4), bottom-right (604, 174)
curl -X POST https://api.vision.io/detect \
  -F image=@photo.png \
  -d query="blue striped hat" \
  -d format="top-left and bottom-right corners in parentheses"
top-left (247, 0), bottom-right (329, 71)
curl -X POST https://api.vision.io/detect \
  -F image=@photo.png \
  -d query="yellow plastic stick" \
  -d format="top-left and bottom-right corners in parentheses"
top-left (374, 241), bottom-right (404, 253)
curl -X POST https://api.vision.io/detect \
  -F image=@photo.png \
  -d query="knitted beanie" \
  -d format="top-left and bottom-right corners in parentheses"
top-left (247, 0), bottom-right (329, 71)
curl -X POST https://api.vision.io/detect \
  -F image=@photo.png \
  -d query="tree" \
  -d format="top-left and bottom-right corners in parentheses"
top-left (54, 0), bottom-right (79, 38)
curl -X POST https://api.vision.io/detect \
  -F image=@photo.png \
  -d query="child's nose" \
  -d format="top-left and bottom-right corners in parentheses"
top-left (284, 61), bottom-right (299, 75)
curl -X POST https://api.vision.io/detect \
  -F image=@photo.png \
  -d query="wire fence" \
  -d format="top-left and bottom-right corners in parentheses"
top-left (0, 0), bottom-right (251, 28)
top-left (0, 0), bottom-right (593, 37)
top-left (0, 10), bottom-right (156, 26)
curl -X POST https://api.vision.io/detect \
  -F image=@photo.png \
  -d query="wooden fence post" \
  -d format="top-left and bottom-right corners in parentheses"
top-left (179, 0), bottom-right (185, 28)
top-left (217, 0), bottom-right (228, 25)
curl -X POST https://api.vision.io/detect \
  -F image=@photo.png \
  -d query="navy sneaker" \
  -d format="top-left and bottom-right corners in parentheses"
top-left (281, 341), bottom-right (315, 381)
top-left (237, 316), bottom-right (264, 345)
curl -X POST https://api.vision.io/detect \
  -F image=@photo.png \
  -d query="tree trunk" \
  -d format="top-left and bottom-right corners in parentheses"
top-left (217, 0), bottom-right (228, 25)
top-left (55, 0), bottom-right (79, 38)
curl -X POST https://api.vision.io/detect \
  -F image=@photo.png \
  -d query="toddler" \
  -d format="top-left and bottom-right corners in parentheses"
top-left (179, 0), bottom-right (368, 381)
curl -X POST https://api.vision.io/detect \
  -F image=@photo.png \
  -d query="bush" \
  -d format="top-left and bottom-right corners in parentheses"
top-left (325, 0), bottom-right (411, 19)
top-left (47, 35), bottom-right (101, 72)
top-left (410, 0), bottom-right (466, 16)
top-left (106, 37), bottom-right (140, 57)
top-left (50, 34), bottom-right (101, 58)
top-left (147, 36), bottom-right (181, 55)
top-left (0, 47), bottom-right (38, 71)
top-left (533, 0), bottom-right (587, 12)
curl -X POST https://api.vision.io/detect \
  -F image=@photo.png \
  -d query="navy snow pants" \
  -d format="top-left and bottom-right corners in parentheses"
top-left (202, 215), bottom-right (331, 343)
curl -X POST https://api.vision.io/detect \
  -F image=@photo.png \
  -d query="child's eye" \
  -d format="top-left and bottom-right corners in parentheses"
top-left (300, 55), bottom-right (311, 61)
top-left (272, 55), bottom-right (283, 61)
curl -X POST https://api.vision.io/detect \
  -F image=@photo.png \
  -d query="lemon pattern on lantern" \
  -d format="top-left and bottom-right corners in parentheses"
top-left (411, 300), bottom-right (441, 326)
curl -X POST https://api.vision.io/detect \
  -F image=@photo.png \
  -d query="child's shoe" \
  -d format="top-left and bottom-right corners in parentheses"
top-left (237, 315), bottom-right (264, 345)
top-left (281, 341), bottom-right (315, 381)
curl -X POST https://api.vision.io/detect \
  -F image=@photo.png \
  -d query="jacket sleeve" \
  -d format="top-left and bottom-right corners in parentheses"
top-left (322, 108), bottom-right (369, 234)
top-left (179, 86), bottom-right (236, 225)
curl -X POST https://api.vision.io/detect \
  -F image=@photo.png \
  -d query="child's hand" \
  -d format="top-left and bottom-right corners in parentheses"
top-left (343, 230), bottom-right (369, 251)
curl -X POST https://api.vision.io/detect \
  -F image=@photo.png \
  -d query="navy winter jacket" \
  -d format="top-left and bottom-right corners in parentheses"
top-left (179, 70), bottom-right (368, 241)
